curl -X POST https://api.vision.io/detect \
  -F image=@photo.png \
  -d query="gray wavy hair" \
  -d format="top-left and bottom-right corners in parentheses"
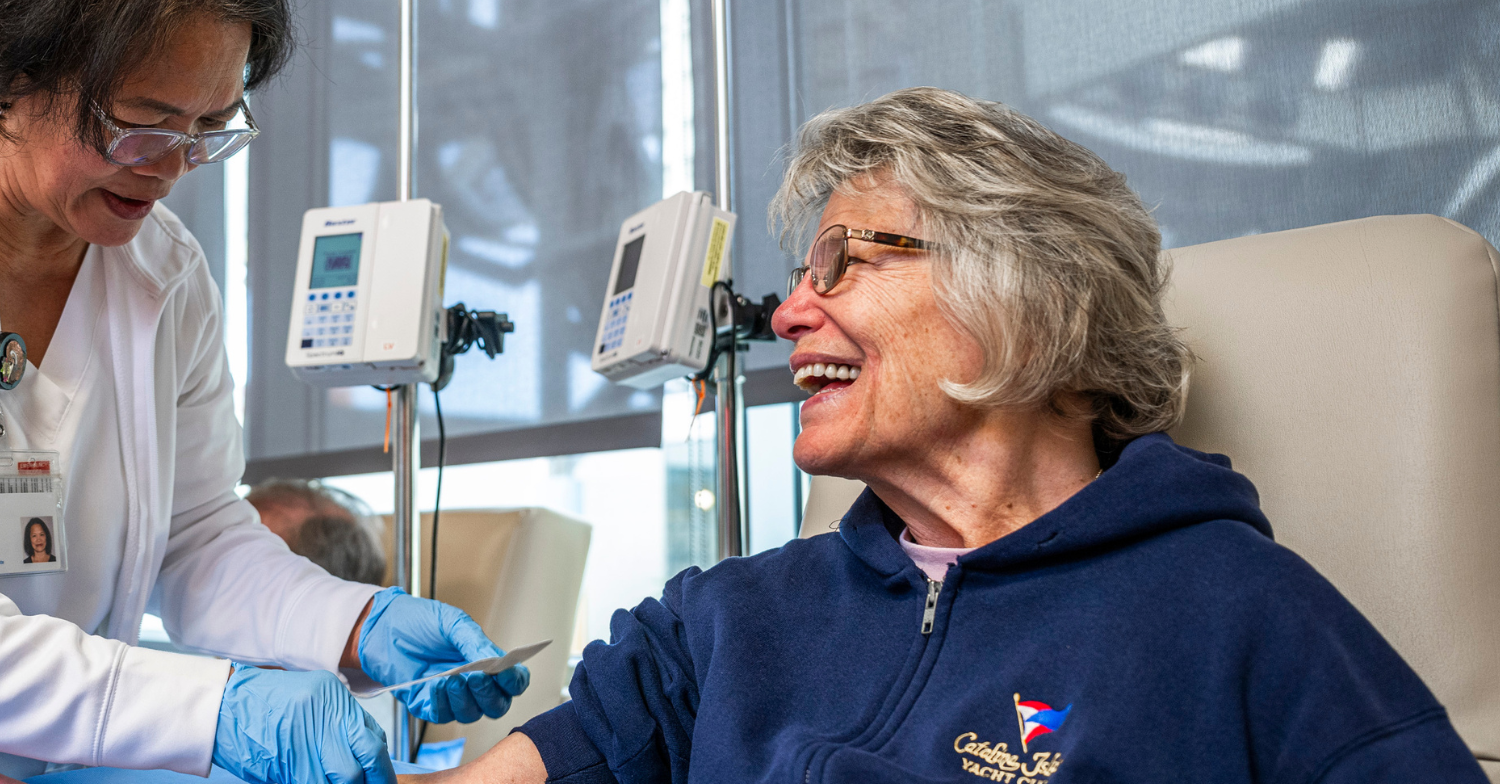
top-left (771, 87), bottom-right (1192, 441)
top-left (246, 478), bottom-right (386, 585)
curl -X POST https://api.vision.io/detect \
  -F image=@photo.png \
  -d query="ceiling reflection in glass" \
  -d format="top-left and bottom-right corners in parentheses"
top-left (733, 0), bottom-right (1499, 339)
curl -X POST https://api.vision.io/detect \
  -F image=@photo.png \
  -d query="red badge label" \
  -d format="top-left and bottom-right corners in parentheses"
top-left (17, 460), bottom-right (50, 475)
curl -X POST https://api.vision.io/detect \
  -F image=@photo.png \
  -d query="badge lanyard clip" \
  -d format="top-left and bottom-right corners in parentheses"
top-left (0, 331), bottom-right (27, 440)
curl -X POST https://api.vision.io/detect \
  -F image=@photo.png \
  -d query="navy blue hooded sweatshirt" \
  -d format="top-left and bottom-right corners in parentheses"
top-left (520, 433), bottom-right (1485, 783)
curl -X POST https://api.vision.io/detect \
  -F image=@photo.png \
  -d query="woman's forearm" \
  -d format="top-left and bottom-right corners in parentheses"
top-left (340, 598), bottom-right (373, 670)
top-left (397, 732), bottom-right (547, 784)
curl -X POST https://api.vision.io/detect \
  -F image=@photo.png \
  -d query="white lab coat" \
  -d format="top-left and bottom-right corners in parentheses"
top-left (0, 206), bottom-right (379, 776)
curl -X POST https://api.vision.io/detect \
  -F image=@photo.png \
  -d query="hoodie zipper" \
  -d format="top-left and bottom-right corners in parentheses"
top-left (806, 575), bottom-right (947, 782)
top-left (922, 578), bottom-right (941, 634)
top-left (808, 577), bottom-right (945, 780)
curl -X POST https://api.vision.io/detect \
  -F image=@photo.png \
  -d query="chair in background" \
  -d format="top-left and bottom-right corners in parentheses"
top-left (798, 475), bottom-right (864, 540)
top-left (380, 508), bottom-right (591, 765)
top-left (798, 215), bottom-right (1500, 778)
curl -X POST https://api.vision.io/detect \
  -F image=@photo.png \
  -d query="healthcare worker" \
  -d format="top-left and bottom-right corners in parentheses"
top-left (0, 1), bottom-right (527, 781)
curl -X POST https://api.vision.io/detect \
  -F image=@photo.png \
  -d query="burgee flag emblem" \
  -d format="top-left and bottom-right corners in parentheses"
top-left (1012, 693), bottom-right (1072, 752)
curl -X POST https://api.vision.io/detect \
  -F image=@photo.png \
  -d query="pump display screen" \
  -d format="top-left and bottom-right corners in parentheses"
top-left (613, 235), bottom-right (645, 295)
top-left (310, 233), bottom-right (362, 289)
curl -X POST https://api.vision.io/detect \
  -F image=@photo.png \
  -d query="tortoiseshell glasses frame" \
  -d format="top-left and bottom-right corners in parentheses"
top-left (788, 224), bottom-right (937, 297)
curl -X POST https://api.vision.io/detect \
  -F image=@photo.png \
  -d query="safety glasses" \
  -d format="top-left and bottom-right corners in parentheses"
top-left (93, 101), bottom-right (260, 167)
top-left (787, 224), bottom-right (936, 297)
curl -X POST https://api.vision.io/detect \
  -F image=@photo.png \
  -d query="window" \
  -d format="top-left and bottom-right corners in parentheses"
top-left (245, 0), bottom-right (715, 468)
top-left (321, 387), bottom-right (803, 650)
top-left (238, 0), bottom-right (1497, 609)
top-left (325, 448), bottom-right (670, 652)
top-left (731, 0), bottom-right (1500, 260)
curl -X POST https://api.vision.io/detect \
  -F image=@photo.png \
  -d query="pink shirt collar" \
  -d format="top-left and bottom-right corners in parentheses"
top-left (897, 527), bottom-right (975, 581)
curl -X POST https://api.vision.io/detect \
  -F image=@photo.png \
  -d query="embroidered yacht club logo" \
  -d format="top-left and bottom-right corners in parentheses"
top-left (1012, 693), bottom-right (1072, 752)
top-left (952, 731), bottom-right (1065, 783)
top-left (950, 693), bottom-right (1072, 781)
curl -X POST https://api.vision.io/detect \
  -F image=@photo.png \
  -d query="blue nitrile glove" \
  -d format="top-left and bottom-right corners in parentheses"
top-left (358, 586), bottom-right (530, 724)
top-left (213, 662), bottom-right (396, 784)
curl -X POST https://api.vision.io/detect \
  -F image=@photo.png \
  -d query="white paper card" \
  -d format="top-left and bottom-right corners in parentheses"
top-left (351, 639), bottom-right (551, 698)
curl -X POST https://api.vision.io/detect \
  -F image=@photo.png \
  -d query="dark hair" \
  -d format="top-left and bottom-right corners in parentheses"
top-left (24, 518), bottom-right (52, 557)
top-left (0, 0), bottom-right (294, 152)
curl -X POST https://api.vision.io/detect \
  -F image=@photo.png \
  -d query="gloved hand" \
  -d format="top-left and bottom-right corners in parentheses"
top-left (358, 586), bottom-right (530, 724)
top-left (214, 663), bottom-right (395, 784)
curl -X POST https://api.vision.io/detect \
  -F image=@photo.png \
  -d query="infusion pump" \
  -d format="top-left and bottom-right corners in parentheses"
top-left (284, 199), bottom-right (448, 387)
top-left (592, 191), bottom-right (736, 389)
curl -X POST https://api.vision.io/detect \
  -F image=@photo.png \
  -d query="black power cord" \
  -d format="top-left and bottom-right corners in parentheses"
top-left (692, 281), bottom-right (736, 383)
top-left (429, 385), bottom-right (445, 602)
top-left (378, 304), bottom-right (513, 756)
top-left (427, 302), bottom-right (510, 599)
top-left (424, 302), bottom-right (512, 603)
top-left (414, 385), bottom-right (448, 753)
top-left (692, 281), bottom-right (781, 384)
top-left (434, 303), bottom-right (514, 392)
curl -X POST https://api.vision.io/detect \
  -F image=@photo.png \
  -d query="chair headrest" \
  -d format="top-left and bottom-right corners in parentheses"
top-left (1165, 214), bottom-right (1500, 760)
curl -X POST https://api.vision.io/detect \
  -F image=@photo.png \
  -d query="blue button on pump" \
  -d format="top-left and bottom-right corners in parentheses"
top-left (308, 294), bottom-right (315, 301)
top-left (334, 292), bottom-right (342, 299)
top-left (321, 293), bottom-right (329, 300)
top-left (347, 290), bottom-right (356, 298)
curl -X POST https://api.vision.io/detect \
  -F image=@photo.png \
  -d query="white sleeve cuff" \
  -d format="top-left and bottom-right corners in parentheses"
top-left (275, 578), bottom-right (383, 673)
top-left (99, 647), bottom-right (230, 775)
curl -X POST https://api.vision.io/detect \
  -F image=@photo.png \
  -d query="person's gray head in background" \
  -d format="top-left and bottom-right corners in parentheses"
top-left (246, 478), bottom-right (386, 585)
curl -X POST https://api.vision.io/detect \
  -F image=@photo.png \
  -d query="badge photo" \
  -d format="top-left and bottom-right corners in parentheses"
top-left (0, 451), bottom-right (66, 575)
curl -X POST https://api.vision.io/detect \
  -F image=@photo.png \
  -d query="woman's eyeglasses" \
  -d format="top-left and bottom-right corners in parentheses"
top-left (93, 101), bottom-right (260, 167)
top-left (788, 224), bottom-right (936, 297)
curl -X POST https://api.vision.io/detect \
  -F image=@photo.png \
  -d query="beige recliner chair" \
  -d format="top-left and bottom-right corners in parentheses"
top-left (797, 215), bottom-right (1500, 778)
top-left (380, 508), bottom-right (591, 764)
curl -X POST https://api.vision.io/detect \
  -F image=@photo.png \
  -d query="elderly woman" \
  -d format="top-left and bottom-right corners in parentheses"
top-left (0, 2), bottom-right (526, 781)
top-left (408, 89), bottom-right (1483, 783)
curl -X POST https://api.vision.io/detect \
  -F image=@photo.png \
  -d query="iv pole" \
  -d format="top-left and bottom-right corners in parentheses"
top-left (711, 0), bottom-right (748, 561)
top-left (384, 6), bottom-right (745, 759)
top-left (391, 0), bottom-right (422, 762)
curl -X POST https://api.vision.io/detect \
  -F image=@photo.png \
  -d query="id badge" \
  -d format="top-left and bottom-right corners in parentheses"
top-left (0, 451), bottom-right (66, 574)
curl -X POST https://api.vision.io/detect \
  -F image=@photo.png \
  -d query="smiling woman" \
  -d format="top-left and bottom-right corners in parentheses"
top-left (0, 2), bottom-right (526, 782)
top-left (0, 0), bottom-right (289, 362)
top-left (394, 88), bottom-right (1487, 784)
top-left (0, 1), bottom-right (284, 251)
top-left (0, 0), bottom-right (290, 155)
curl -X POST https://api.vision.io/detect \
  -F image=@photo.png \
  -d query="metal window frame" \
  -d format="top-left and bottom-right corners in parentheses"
top-left (241, 367), bottom-right (803, 482)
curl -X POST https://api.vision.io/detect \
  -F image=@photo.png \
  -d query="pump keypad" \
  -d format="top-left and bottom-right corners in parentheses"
top-left (299, 289), bottom-right (359, 349)
top-left (600, 291), bottom-right (632, 354)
